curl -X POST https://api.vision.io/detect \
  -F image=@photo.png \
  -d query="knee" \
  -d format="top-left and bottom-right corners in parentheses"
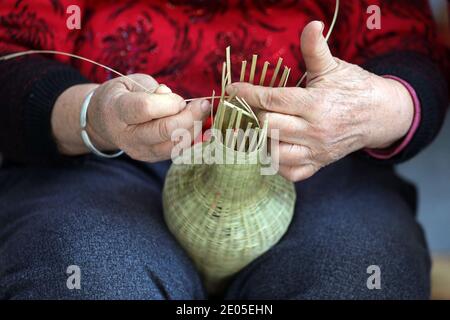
top-left (302, 218), bottom-right (430, 299)
top-left (1, 207), bottom-right (203, 299)
top-left (228, 214), bottom-right (430, 300)
top-left (294, 186), bottom-right (430, 299)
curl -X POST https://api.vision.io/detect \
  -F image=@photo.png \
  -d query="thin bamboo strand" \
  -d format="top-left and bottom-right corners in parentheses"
top-left (231, 109), bottom-right (243, 150)
top-left (234, 96), bottom-right (252, 115)
top-left (184, 95), bottom-right (230, 102)
top-left (220, 62), bottom-right (227, 101)
top-left (238, 97), bottom-right (260, 127)
top-left (0, 49), bottom-right (266, 104)
top-left (248, 128), bottom-right (260, 152)
top-left (223, 101), bottom-right (252, 118)
top-left (3, 49), bottom-right (226, 104)
top-left (230, 131), bottom-right (238, 151)
top-left (249, 54), bottom-right (258, 84)
top-left (210, 90), bottom-right (216, 126)
top-left (225, 128), bottom-right (234, 149)
top-left (215, 63), bottom-right (229, 130)
top-left (269, 57), bottom-right (283, 87)
top-left (226, 109), bottom-right (237, 147)
top-left (283, 68), bottom-right (291, 87)
top-left (239, 122), bottom-right (253, 152)
top-left (216, 102), bottom-right (226, 131)
top-left (325, 0), bottom-right (340, 43)
top-left (240, 60), bottom-right (247, 82)
top-left (259, 61), bottom-right (270, 86)
top-left (234, 110), bottom-right (243, 131)
top-left (226, 46), bottom-right (232, 85)
top-left (257, 118), bottom-right (269, 149)
top-left (216, 72), bottom-right (231, 129)
top-left (278, 67), bottom-right (289, 87)
top-left (0, 50), bottom-right (151, 93)
top-left (227, 109), bottom-right (237, 130)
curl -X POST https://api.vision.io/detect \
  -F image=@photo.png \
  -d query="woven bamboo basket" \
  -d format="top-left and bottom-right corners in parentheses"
top-left (163, 48), bottom-right (296, 293)
top-left (163, 144), bottom-right (295, 293)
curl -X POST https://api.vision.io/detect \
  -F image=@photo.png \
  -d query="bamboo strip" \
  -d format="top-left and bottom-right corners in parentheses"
top-left (231, 110), bottom-right (243, 150)
top-left (238, 122), bottom-right (253, 152)
top-left (234, 110), bottom-right (243, 131)
top-left (230, 131), bottom-right (238, 150)
top-left (238, 97), bottom-right (260, 127)
top-left (283, 68), bottom-right (291, 87)
top-left (223, 101), bottom-right (252, 118)
top-left (227, 109), bottom-right (237, 130)
top-left (269, 57), bottom-right (283, 87)
top-left (278, 67), bottom-right (289, 87)
top-left (240, 60), bottom-right (247, 82)
top-left (0, 50), bottom-right (152, 93)
top-left (259, 61), bottom-right (270, 85)
top-left (249, 54), bottom-right (258, 84)
top-left (226, 46), bottom-right (232, 85)
top-left (248, 128), bottom-right (260, 152)
top-left (185, 95), bottom-right (230, 102)
top-left (226, 109), bottom-right (237, 147)
top-left (210, 90), bottom-right (216, 126)
top-left (235, 96), bottom-right (251, 114)
top-left (220, 62), bottom-right (227, 101)
top-left (257, 118), bottom-right (269, 149)
top-left (216, 102), bottom-right (226, 131)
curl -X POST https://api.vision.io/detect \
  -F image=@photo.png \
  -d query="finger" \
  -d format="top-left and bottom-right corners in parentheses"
top-left (169, 99), bottom-right (210, 145)
top-left (256, 111), bottom-right (312, 145)
top-left (186, 98), bottom-right (212, 126)
top-left (279, 164), bottom-right (316, 182)
top-left (131, 99), bottom-right (211, 145)
top-left (124, 73), bottom-right (159, 93)
top-left (226, 83), bottom-right (312, 118)
top-left (275, 142), bottom-right (313, 166)
top-left (126, 139), bottom-right (179, 163)
top-left (301, 21), bottom-right (338, 79)
top-left (149, 140), bottom-right (177, 162)
top-left (117, 91), bottom-right (186, 124)
top-left (123, 121), bottom-right (198, 163)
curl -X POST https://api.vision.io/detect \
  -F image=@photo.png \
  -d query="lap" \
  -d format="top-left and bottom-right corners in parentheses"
top-left (0, 155), bottom-right (430, 299)
top-left (0, 157), bottom-right (205, 299)
top-left (226, 156), bottom-right (430, 299)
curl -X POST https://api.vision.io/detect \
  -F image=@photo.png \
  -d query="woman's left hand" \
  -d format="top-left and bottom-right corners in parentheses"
top-left (227, 21), bottom-right (415, 182)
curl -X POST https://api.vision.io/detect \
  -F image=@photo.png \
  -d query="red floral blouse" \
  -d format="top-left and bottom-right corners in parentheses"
top-left (0, 0), bottom-right (448, 164)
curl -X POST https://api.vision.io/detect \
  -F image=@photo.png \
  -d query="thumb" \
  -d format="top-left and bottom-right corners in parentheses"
top-left (301, 21), bottom-right (337, 77)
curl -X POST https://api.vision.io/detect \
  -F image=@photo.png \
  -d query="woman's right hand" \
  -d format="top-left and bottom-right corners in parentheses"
top-left (52, 74), bottom-right (211, 162)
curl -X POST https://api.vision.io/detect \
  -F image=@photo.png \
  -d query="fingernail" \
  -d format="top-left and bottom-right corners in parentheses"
top-left (200, 100), bottom-right (211, 112)
top-left (319, 21), bottom-right (325, 35)
top-left (179, 100), bottom-right (187, 110)
top-left (157, 84), bottom-right (172, 94)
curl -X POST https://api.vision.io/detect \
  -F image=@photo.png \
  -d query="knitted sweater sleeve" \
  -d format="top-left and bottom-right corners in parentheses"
top-left (0, 0), bottom-right (89, 165)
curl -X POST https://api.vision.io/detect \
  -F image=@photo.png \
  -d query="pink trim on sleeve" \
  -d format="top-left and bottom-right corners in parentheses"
top-left (364, 75), bottom-right (422, 160)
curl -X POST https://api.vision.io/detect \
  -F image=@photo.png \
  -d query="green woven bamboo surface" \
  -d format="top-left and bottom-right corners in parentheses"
top-left (163, 142), bottom-right (296, 293)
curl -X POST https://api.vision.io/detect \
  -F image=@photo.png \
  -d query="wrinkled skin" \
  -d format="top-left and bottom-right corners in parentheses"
top-left (52, 74), bottom-right (211, 162)
top-left (227, 21), bottom-right (414, 182)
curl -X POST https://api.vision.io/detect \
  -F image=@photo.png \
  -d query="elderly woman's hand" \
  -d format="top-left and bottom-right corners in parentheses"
top-left (227, 21), bottom-right (415, 182)
top-left (52, 74), bottom-right (211, 162)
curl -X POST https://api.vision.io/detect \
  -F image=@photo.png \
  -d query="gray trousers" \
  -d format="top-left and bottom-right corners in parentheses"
top-left (0, 155), bottom-right (430, 299)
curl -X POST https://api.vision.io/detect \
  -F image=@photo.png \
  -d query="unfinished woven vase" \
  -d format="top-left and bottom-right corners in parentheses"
top-left (163, 48), bottom-right (296, 293)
